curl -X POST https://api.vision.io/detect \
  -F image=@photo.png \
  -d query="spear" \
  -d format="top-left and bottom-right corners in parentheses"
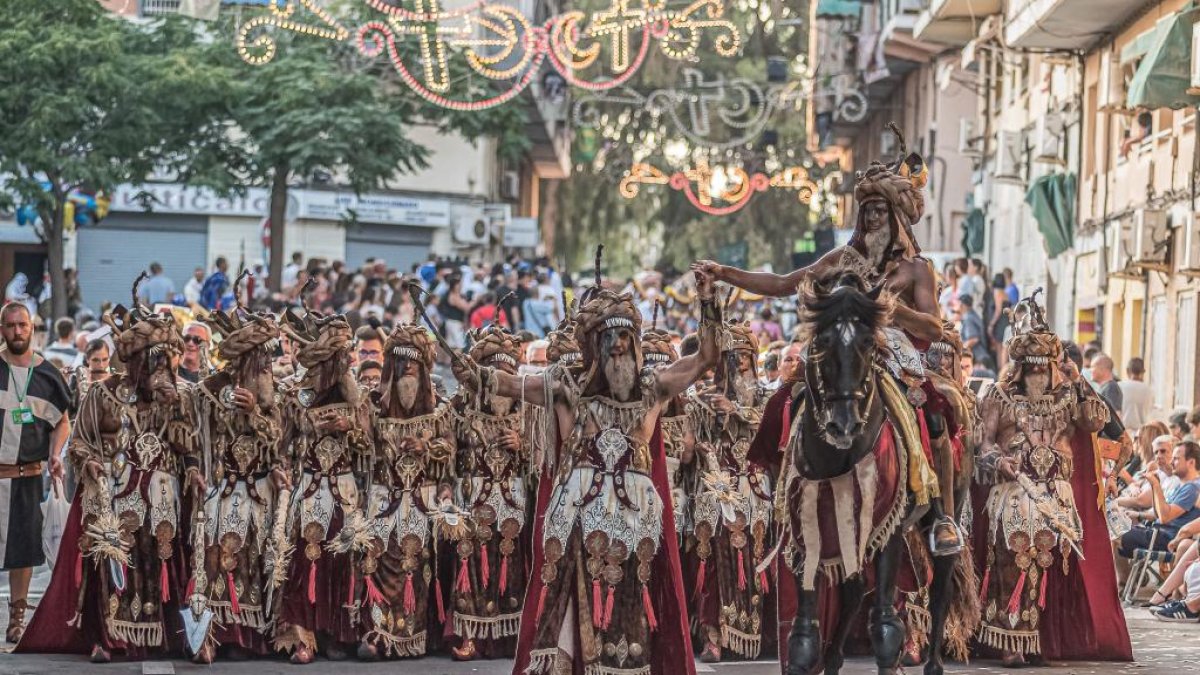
top-left (403, 281), bottom-right (471, 371)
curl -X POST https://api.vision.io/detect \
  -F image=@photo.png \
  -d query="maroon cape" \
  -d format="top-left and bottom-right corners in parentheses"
top-left (1038, 430), bottom-right (1132, 660)
top-left (17, 491), bottom-right (188, 656)
top-left (512, 422), bottom-right (696, 675)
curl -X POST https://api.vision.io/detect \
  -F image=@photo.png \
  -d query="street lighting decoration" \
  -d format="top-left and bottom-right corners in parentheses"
top-left (236, 0), bottom-right (744, 111)
top-left (620, 160), bottom-right (818, 216)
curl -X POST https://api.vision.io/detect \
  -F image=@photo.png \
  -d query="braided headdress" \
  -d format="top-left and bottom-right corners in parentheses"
top-left (102, 272), bottom-right (183, 362)
top-left (378, 322), bottom-right (437, 414)
top-left (468, 325), bottom-right (520, 370)
top-left (851, 124), bottom-right (927, 260)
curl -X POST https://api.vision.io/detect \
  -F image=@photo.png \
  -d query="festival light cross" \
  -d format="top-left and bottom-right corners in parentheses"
top-left (236, 0), bottom-right (744, 111)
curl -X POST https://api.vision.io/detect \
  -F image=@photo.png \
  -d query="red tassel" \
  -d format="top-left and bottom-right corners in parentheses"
top-left (227, 571), bottom-right (240, 615)
top-left (979, 567), bottom-right (990, 605)
top-left (365, 575), bottom-right (385, 606)
top-left (185, 575), bottom-right (196, 600)
top-left (499, 555), bottom-right (509, 595)
top-left (435, 578), bottom-right (446, 624)
top-left (695, 560), bottom-right (707, 595)
top-left (347, 569), bottom-right (356, 606)
top-left (480, 549), bottom-right (490, 590)
top-left (308, 561), bottom-right (317, 605)
top-left (535, 585), bottom-right (548, 622)
top-left (1039, 568), bottom-right (1048, 609)
top-left (74, 550), bottom-right (83, 587)
top-left (160, 561), bottom-right (170, 603)
top-left (642, 584), bottom-right (658, 632)
top-left (1006, 570), bottom-right (1026, 615)
top-left (603, 585), bottom-right (615, 629)
top-left (737, 550), bottom-right (747, 591)
top-left (457, 558), bottom-right (471, 594)
top-left (759, 570), bottom-right (770, 593)
top-left (592, 578), bottom-right (602, 627)
top-left (403, 573), bottom-right (417, 616)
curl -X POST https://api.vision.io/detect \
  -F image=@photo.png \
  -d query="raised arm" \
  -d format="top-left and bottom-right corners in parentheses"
top-left (656, 273), bottom-right (719, 400)
top-left (453, 356), bottom-right (556, 407)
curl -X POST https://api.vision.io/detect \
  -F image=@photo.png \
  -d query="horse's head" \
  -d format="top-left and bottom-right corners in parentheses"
top-left (798, 272), bottom-right (892, 449)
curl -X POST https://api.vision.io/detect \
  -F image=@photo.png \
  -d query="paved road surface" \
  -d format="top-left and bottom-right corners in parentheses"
top-left (2, 563), bottom-right (1198, 675)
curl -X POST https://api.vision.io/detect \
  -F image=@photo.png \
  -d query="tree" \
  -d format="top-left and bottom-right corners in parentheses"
top-left (0, 1), bottom-right (234, 318)
top-left (212, 18), bottom-right (530, 290)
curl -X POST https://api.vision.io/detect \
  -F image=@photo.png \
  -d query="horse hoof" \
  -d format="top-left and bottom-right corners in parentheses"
top-left (357, 641), bottom-right (379, 662)
top-left (90, 644), bottom-right (111, 664)
top-left (289, 645), bottom-right (314, 665)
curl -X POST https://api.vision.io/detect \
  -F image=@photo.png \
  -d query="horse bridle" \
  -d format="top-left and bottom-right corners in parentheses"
top-left (805, 341), bottom-right (879, 439)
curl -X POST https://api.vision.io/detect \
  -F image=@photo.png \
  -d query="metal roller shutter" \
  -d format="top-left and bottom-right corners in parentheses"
top-left (344, 223), bottom-right (433, 275)
top-left (76, 213), bottom-right (208, 309)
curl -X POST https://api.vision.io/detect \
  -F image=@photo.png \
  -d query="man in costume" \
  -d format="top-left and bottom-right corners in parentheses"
top-left (22, 287), bottom-right (199, 662)
top-left (692, 151), bottom-right (961, 556)
top-left (690, 322), bottom-right (772, 662)
top-left (0, 302), bottom-right (72, 644)
top-left (191, 304), bottom-right (286, 662)
top-left (356, 323), bottom-right (456, 660)
top-left (274, 306), bottom-right (371, 664)
top-left (447, 326), bottom-right (529, 660)
top-left (975, 295), bottom-right (1132, 665)
top-left (455, 268), bottom-right (719, 675)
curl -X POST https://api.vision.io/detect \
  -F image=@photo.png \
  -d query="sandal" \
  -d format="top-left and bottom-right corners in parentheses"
top-left (6, 599), bottom-right (27, 643)
top-left (1142, 590), bottom-right (1169, 607)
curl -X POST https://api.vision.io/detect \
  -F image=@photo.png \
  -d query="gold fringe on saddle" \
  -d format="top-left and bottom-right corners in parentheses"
top-left (364, 627), bottom-right (426, 658)
top-left (452, 611), bottom-right (521, 640)
top-left (106, 618), bottom-right (163, 647)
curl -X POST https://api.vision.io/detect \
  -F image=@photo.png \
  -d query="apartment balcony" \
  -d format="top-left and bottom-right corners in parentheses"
top-left (914, 0), bottom-right (1000, 46)
top-left (1005, 0), bottom-right (1156, 50)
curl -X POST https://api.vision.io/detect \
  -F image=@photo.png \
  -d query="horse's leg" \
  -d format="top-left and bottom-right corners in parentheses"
top-left (922, 547), bottom-right (957, 675)
top-left (823, 576), bottom-right (865, 675)
top-left (786, 579), bottom-right (822, 675)
top-left (869, 536), bottom-right (905, 675)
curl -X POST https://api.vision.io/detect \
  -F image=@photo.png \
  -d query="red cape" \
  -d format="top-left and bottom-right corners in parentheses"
top-left (512, 421), bottom-right (696, 675)
top-left (1038, 430), bottom-right (1132, 661)
top-left (18, 492), bottom-right (99, 654)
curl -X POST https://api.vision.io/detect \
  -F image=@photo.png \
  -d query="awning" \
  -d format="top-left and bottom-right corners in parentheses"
top-left (961, 207), bottom-right (985, 256)
top-left (1120, 21), bottom-right (1168, 64)
top-left (816, 0), bottom-right (862, 18)
top-left (1127, 6), bottom-right (1200, 110)
top-left (1025, 173), bottom-right (1076, 259)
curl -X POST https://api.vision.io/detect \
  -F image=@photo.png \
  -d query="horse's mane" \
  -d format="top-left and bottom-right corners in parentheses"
top-left (795, 271), bottom-right (895, 347)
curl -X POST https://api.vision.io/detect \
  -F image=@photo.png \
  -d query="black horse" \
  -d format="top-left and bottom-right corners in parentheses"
top-left (785, 272), bottom-right (959, 675)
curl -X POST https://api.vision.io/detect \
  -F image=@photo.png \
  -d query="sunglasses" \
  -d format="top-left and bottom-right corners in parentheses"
top-left (183, 335), bottom-right (206, 346)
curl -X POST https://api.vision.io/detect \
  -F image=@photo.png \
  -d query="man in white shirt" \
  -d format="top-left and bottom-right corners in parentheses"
top-left (1119, 356), bottom-right (1154, 432)
top-left (182, 267), bottom-right (205, 306)
top-left (1117, 435), bottom-right (1182, 513)
top-left (280, 251), bottom-right (303, 292)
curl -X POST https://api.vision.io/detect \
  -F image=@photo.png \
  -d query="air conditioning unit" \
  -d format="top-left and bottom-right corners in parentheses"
top-left (1034, 112), bottom-right (1064, 163)
top-left (958, 118), bottom-right (982, 158)
top-left (1110, 217), bottom-right (1136, 273)
top-left (499, 170), bottom-right (520, 200)
top-left (453, 207), bottom-right (490, 245)
top-left (1191, 23), bottom-right (1200, 92)
top-left (1181, 211), bottom-right (1200, 276)
top-left (1132, 208), bottom-right (1169, 269)
top-left (994, 130), bottom-right (1023, 181)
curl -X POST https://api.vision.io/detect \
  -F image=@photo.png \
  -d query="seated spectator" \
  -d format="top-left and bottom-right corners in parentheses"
top-left (1144, 517), bottom-right (1200, 615)
top-left (1115, 435), bottom-right (1182, 514)
top-left (1116, 441), bottom-right (1200, 582)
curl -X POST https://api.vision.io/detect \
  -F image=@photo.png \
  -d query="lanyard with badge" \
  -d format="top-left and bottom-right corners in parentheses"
top-left (11, 364), bottom-right (34, 425)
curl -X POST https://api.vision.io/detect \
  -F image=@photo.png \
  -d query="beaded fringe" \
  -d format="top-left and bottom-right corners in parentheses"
top-left (721, 624), bottom-right (762, 659)
top-left (524, 647), bottom-right (560, 675)
top-left (979, 625), bottom-right (1040, 656)
top-left (365, 628), bottom-right (426, 658)
top-left (584, 662), bottom-right (652, 675)
top-left (106, 618), bottom-right (163, 647)
top-left (209, 601), bottom-right (269, 630)
top-left (453, 612), bottom-right (521, 640)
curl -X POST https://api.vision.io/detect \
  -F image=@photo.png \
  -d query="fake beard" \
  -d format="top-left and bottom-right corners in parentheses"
top-left (1024, 372), bottom-right (1051, 397)
top-left (603, 352), bottom-right (638, 402)
top-left (733, 369), bottom-right (759, 406)
top-left (396, 375), bottom-right (419, 411)
top-left (862, 226), bottom-right (892, 265)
